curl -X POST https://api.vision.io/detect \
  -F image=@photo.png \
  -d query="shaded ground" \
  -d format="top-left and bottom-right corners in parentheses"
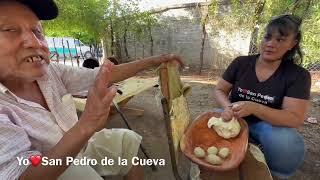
top-left (105, 73), bottom-right (320, 180)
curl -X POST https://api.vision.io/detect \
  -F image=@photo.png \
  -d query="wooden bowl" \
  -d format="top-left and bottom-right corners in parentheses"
top-left (180, 111), bottom-right (249, 171)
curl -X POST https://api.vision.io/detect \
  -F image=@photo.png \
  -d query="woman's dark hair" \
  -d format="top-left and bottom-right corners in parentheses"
top-left (82, 57), bottom-right (100, 69)
top-left (265, 14), bottom-right (303, 64)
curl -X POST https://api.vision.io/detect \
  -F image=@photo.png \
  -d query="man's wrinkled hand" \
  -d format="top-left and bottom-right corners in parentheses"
top-left (80, 61), bottom-right (117, 133)
top-left (151, 54), bottom-right (184, 67)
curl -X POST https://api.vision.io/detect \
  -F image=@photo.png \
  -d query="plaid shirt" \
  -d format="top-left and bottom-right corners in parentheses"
top-left (0, 63), bottom-right (99, 179)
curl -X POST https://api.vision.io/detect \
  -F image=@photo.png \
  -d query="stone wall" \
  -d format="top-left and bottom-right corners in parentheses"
top-left (124, 3), bottom-right (251, 71)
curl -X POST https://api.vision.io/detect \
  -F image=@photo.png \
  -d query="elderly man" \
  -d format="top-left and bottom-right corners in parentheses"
top-left (0, 0), bottom-right (182, 179)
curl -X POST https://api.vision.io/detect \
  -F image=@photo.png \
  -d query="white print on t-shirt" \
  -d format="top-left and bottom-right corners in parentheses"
top-left (237, 87), bottom-right (275, 104)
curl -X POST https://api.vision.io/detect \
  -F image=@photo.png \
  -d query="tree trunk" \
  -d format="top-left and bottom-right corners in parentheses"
top-left (248, 0), bottom-right (266, 55)
top-left (115, 36), bottom-right (122, 63)
top-left (142, 43), bottom-right (145, 58)
top-left (94, 41), bottom-right (99, 58)
top-left (290, 0), bottom-right (302, 13)
top-left (248, 27), bottom-right (260, 55)
top-left (148, 26), bottom-right (154, 56)
top-left (123, 28), bottom-right (129, 61)
top-left (301, 0), bottom-right (312, 19)
top-left (109, 18), bottom-right (115, 55)
top-left (199, 12), bottom-right (209, 75)
top-left (134, 36), bottom-right (137, 59)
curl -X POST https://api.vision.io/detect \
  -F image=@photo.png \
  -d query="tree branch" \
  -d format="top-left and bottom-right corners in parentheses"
top-left (149, 2), bottom-right (213, 14)
top-left (301, 0), bottom-right (313, 20)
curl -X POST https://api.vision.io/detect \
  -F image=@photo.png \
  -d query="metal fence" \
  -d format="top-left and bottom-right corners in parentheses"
top-left (248, 44), bottom-right (320, 72)
top-left (307, 63), bottom-right (320, 72)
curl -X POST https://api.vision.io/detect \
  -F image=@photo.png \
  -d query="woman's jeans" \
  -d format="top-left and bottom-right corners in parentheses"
top-left (212, 109), bottom-right (305, 178)
top-left (249, 121), bottom-right (305, 179)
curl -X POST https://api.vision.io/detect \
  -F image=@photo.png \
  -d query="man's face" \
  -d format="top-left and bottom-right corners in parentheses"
top-left (259, 29), bottom-right (297, 62)
top-left (0, 2), bottom-right (50, 81)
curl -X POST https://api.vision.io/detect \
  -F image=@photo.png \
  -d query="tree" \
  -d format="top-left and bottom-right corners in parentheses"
top-left (43, 0), bottom-right (110, 57)
top-left (199, 8), bottom-right (209, 75)
top-left (131, 12), bottom-right (158, 57)
top-left (207, 0), bottom-right (320, 66)
top-left (300, 0), bottom-right (320, 66)
top-left (43, 0), bottom-right (159, 62)
top-left (101, 0), bottom-right (157, 61)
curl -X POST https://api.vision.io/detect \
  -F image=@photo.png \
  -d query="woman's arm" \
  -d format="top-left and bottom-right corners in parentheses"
top-left (232, 97), bottom-right (309, 128)
top-left (214, 78), bottom-right (233, 108)
top-left (256, 97), bottom-right (309, 127)
top-left (213, 78), bottom-right (235, 120)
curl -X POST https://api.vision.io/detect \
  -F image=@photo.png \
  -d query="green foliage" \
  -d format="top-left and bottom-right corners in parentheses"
top-left (104, 0), bottom-right (156, 40)
top-left (43, 0), bottom-right (110, 45)
top-left (300, 1), bottom-right (320, 66)
top-left (43, 0), bottom-right (158, 58)
top-left (208, 0), bottom-right (320, 66)
top-left (99, 0), bottom-right (158, 57)
top-left (208, 0), bottom-right (261, 34)
top-left (131, 12), bottom-right (157, 40)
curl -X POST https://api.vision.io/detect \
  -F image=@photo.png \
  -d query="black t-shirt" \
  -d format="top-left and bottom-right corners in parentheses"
top-left (222, 55), bottom-right (311, 123)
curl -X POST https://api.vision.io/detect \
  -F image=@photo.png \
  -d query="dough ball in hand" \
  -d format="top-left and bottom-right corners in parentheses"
top-left (207, 146), bottom-right (218, 155)
top-left (218, 147), bottom-right (230, 158)
top-left (194, 147), bottom-right (206, 158)
top-left (206, 154), bottom-right (222, 165)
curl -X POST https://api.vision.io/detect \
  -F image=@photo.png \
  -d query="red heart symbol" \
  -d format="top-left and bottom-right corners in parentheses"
top-left (29, 155), bottom-right (42, 167)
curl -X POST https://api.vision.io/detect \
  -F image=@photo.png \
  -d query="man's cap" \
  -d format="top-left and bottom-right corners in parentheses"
top-left (17, 0), bottom-right (58, 20)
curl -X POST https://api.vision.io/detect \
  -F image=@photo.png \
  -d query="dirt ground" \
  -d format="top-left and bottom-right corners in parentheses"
top-left (105, 72), bottom-right (320, 180)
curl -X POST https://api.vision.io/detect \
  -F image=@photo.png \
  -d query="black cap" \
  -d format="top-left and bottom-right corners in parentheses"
top-left (17, 0), bottom-right (58, 20)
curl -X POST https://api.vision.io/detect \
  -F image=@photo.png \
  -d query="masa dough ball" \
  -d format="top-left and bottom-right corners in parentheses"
top-left (207, 146), bottom-right (218, 155)
top-left (207, 117), bottom-right (241, 139)
top-left (206, 154), bottom-right (222, 165)
top-left (218, 147), bottom-right (230, 158)
top-left (194, 147), bottom-right (206, 158)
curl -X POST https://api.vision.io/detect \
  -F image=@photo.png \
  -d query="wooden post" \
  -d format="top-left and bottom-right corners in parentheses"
top-left (62, 38), bottom-right (67, 65)
top-left (66, 40), bottom-right (73, 67)
top-left (159, 63), bottom-right (182, 180)
top-left (159, 66), bottom-right (170, 101)
top-left (53, 37), bottom-right (59, 62)
top-left (74, 39), bottom-right (80, 67)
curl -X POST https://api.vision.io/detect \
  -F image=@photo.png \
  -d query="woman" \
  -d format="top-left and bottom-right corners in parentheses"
top-left (214, 14), bottom-right (311, 178)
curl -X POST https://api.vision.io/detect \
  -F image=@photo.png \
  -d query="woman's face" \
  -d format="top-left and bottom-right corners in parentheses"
top-left (0, 2), bottom-right (50, 82)
top-left (259, 29), bottom-right (297, 62)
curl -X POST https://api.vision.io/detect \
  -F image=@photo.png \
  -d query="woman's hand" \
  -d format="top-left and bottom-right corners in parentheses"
top-left (221, 106), bottom-right (234, 121)
top-left (150, 54), bottom-right (184, 67)
top-left (231, 101), bottom-right (259, 118)
top-left (79, 61), bottom-right (117, 134)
